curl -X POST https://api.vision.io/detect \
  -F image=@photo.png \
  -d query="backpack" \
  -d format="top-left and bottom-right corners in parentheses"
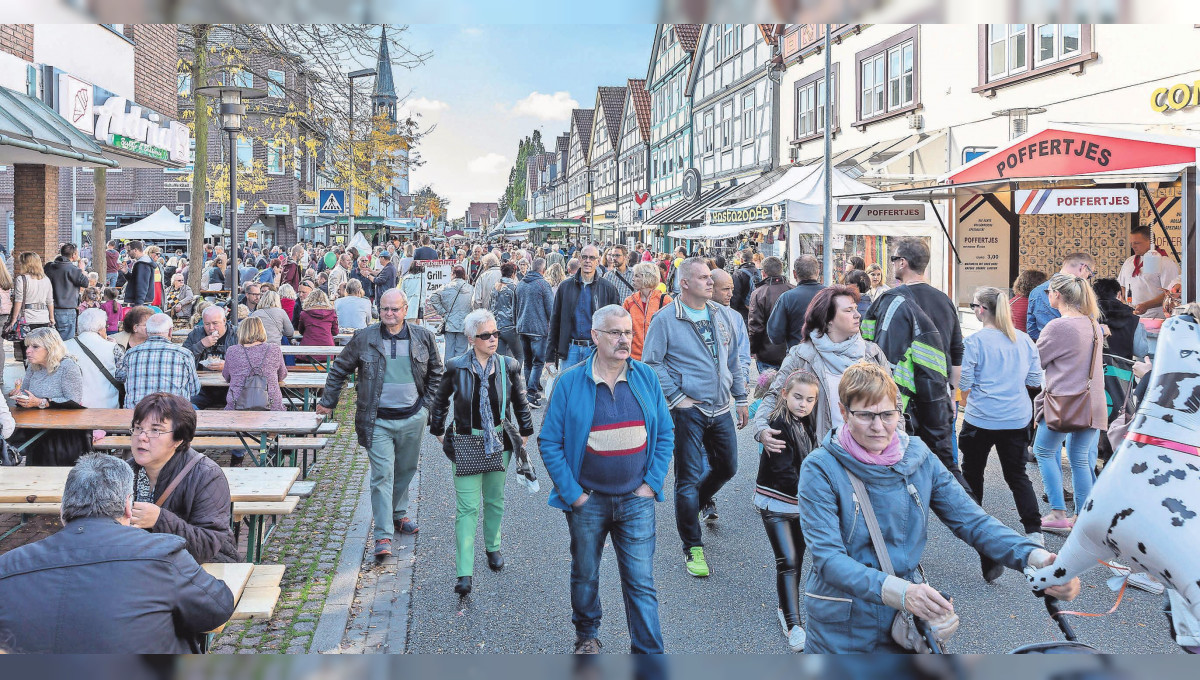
top-left (737, 266), bottom-right (762, 309)
top-left (489, 280), bottom-right (519, 330)
top-left (232, 346), bottom-right (271, 411)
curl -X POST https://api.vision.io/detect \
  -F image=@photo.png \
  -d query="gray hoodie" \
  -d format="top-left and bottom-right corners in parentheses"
top-left (641, 298), bottom-right (747, 416)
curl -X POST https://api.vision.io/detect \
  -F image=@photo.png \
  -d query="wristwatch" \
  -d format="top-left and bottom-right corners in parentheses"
top-left (38, 398), bottom-right (48, 409)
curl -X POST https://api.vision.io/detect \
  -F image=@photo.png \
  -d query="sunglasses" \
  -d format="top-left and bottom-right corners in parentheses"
top-left (474, 331), bottom-right (500, 341)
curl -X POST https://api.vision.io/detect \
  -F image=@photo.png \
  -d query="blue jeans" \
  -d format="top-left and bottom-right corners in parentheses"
top-left (671, 407), bottom-right (738, 552)
top-left (521, 334), bottom-right (547, 396)
top-left (756, 360), bottom-right (779, 374)
top-left (444, 331), bottom-right (468, 361)
top-left (565, 491), bottom-right (663, 654)
top-left (53, 308), bottom-right (77, 341)
top-left (106, 272), bottom-right (118, 287)
top-left (1033, 420), bottom-right (1100, 515)
top-left (563, 343), bottom-right (592, 370)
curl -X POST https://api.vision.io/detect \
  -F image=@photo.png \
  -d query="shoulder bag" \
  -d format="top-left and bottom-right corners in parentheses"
top-left (437, 283), bottom-right (464, 336)
top-left (843, 466), bottom-right (937, 654)
top-left (452, 358), bottom-right (509, 477)
top-left (154, 452), bottom-right (203, 506)
top-left (1043, 321), bottom-right (1099, 433)
top-left (232, 345), bottom-right (272, 411)
top-left (74, 338), bottom-right (126, 406)
top-left (2, 275), bottom-right (30, 343)
top-left (1, 438), bottom-right (22, 467)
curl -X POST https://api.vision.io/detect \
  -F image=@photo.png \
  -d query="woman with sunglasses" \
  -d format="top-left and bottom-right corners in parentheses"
top-left (428, 309), bottom-right (534, 596)
top-left (797, 362), bottom-right (1080, 653)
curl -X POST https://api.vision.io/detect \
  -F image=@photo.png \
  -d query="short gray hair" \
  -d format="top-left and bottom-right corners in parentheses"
top-left (77, 307), bottom-right (107, 334)
top-left (532, 257), bottom-right (546, 273)
top-left (679, 257), bottom-right (708, 281)
top-left (145, 313), bottom-right (174, 336)
top-left (592, 304), bottom-right (630, 330)
top-left (61, 453), bottom-right (133, 523)
top-left (463, 309), bottom-right (496, 339)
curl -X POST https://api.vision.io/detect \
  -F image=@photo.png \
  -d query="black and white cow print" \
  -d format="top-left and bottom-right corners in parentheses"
top-left (1027, 316), bottom-right (1200, 621)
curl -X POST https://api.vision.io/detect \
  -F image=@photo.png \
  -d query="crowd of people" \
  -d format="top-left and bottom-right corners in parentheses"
top-left (1, 225), bottom-right (1189, 655)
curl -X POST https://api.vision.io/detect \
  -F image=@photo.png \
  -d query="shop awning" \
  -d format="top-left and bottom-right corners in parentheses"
top-left (296, 218), bottom-right (336, 229)
top-left (643, 184), bottom-right (739, 225)
top-left (0, 86), bottom-right (118, 168)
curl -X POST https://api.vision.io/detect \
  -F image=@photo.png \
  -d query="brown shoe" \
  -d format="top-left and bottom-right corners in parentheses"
top-left (374, 538), bottom-right (392, 558)
top-left (573, 637), bottom-right (602, 654)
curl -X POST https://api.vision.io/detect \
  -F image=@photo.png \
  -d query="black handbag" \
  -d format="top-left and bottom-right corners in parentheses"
top-left (451, 358), bottom-right (509, 477)
top-left (1, 438), bottom-right (22, 467)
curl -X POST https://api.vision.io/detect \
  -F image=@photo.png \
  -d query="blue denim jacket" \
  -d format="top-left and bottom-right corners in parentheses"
top-left (538, 354), bottom-right (674, 511)
top-left (798, 428), bottom-right (1039, 653)
top-left (1025, 281), bottom-right (1060, 341)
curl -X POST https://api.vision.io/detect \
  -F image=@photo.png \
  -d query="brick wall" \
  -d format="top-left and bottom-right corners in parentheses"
top-left (132, 24), bottom-right (177, 117)
top-left (13, 165), bottom-right (59, 259)
top-left (0, 24), bottom-right (33, 62)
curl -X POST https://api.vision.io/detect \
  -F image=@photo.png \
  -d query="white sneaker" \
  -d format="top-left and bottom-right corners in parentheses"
top-left (776, 608), bottom-right (789, 636)
top-left (787, 625), bottom-right (807, 652)
top-left (1026, 532), bottom-right (1046, 548)
top-left (1109, 563), bottom-right (1165, 594)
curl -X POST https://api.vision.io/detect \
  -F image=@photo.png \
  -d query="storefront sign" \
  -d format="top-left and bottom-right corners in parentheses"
top-left (708, 203), bottom-right (785, 226)
top-left (955, 193), bottom-right (1011, 306)
top-left (1151, 81), bottom-right (1200, 112)
top-left (265, 203), bottom-right (290, 216)
top-left (837, 203), bottom-right (926, 221)
top-left (949, 128), bottom-right (1200, 184)
top-left (57, 74), bottom-right (94, 134)
top-left (1014, 188), bottom-right (1138, 214)
top-left (682, 169), bottom-right (701, 203)
top-left (245, 229), bottom-right (259, 241)
top-left (93, 96), bottom-right (190, 164)
top-left (296, 204), bottom-right (317, 217)
top-left (603, 210), bottom-right (618, 219)
top-left (420, 259), bottom-right (457, 314)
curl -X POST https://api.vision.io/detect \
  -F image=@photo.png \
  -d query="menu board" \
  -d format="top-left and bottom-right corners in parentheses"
top-left (955, 192), bottom-right (1011, 306)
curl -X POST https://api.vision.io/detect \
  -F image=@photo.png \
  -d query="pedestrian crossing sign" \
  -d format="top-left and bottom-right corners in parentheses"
top-left (319, 189), bottom-right (346, 215)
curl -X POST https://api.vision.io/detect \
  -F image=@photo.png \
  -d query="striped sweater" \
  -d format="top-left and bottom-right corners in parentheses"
top-left (578, 378), bottom-right (648, 495)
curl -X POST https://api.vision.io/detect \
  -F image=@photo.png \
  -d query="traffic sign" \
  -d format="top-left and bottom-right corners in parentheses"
top-left (319, 189), bottom-right (346, 215)
top-left (682, 169), bottom-right (700, 203)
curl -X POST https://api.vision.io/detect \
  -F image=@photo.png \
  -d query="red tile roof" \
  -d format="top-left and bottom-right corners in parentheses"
top-left (572, 108), bottom-right (595, 163)
top-left (597, 86), bottom-right (626, 147)
top-left (627, 78), bottom-right (651, 144)
top-left (676, 24), bottom-right (701, 52)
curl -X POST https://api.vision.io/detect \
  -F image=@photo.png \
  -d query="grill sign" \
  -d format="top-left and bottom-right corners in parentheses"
top-left (708, 203), bottom-right (783, 225)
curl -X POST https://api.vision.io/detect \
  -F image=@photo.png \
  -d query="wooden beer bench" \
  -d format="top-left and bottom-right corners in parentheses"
top-left (201, 562), bottom-right (286, 652)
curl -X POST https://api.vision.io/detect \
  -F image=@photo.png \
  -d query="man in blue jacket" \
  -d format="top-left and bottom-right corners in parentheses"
top-left (538, 304), bottom-right (673, 655)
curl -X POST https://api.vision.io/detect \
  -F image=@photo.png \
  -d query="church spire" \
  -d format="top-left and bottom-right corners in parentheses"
top-left (372, 26), bottom-right (397, 113)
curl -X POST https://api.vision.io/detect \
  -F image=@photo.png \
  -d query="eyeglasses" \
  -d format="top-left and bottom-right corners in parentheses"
top-left (595, 329), bottom-right (634, 339)
top-left (474, 331), bottom-right (500, 341)
top-left (846, 408), bottom-right (903, 426)
top-left (890, 256), bottom-right (905, 263)
top-left (132, 426), bottom-right (173, 439)
top-left (969, 303), bottom-right (983, 310)
top-left (379, 306), bottom-right (406, 314)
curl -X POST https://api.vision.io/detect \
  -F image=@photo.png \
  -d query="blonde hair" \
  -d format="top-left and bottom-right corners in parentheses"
top-left (24, 327), bottom-right (68, 374)
top-left (838, 362), bottom-right (899, 410)
top-left (0, 259), bottom-right (13, 290)
top-left (481, 253), bottom-right (500, 269)
top-left (1047, 273), bottom-right (1099, 320)
top-left (18, 252), bottom-right (45, 278)
top-left (974, 286), bottom-right (1016, 342)
top-left (546, 262), bottom-right (566, 287)
top-left (238, 316), bottom-right (268, 344)
top-left (304, 289), bottom-right (333, 310)
top-left (630, 261), bottom-right (661, 291)
top-left (191, 300), bottom-right (212, 327)
top-left (278, 283), bottom-right (297, 300)
top-left (257, 290), bottom-right (282, 310)
top-left (769, 370), bottom-right (820, 425)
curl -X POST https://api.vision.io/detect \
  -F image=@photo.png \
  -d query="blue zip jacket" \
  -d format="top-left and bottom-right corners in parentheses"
top-left (538, 353), bottom-right (674, 511)
top-left (798, 428), bottom-right (1040, 653)
top-left (1025, 280), bottom-right (1059, 341)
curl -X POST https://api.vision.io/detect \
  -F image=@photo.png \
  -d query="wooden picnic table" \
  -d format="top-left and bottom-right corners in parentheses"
top-left (170, 330), bottom-right (354, 345)
top-left (279, 345), bottom-right (342, 356)
top-left (13, 408), bottom-right (325, 435)
top-left (0, 466), bottom-right (300, 504)
top-left (203, 563), bottom-right (285, 646)
top-left (197, 371), bottom-right (328, 390)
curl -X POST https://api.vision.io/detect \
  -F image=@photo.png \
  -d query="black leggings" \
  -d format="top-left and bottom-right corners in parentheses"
top-left (761, 509), bottom-right (806, 628)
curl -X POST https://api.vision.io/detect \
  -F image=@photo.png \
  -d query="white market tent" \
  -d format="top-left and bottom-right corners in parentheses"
top-left (669, 165), bottom-right (948, 289)
top-left (110, 206), bottom-right (226, 241)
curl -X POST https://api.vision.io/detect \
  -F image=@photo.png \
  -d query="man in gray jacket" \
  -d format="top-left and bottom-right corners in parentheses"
top-left (516, 257), bottom-right (554, 406)
top-left (641, 257), bottom-right (748, 579)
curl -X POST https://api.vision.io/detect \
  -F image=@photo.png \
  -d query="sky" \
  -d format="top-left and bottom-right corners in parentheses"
top-left (391, 24), bottom-right (658, 217)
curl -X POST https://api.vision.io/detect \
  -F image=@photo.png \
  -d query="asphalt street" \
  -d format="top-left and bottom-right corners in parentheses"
top-left (406, 398), bottom-right (1182, 654)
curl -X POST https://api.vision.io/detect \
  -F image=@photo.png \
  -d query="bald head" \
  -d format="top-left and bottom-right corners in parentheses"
top-left (379, 289), bottom-right (409, 331)
top-left (711, 268), bottom-right (735, 306)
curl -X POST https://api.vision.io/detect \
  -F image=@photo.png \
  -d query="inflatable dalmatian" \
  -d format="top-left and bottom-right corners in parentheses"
top-left (1027, 314), bottom-right (1200, 621)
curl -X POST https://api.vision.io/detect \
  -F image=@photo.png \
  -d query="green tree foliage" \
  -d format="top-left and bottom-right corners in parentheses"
top-left (498, 129), bottom-right (545, 221)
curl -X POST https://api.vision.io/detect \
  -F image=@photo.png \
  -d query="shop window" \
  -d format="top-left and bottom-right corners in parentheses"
top-left (976, 24), bottom-right (1096, 94)
top-left (267, 70), bottom-right (285, 98)
top-left (795, 65), bottom-right (838, 142)
top-left (854, 26), bottom-right (920, 128)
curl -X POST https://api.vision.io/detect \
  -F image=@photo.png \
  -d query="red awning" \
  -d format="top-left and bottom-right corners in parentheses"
top-left (946, 124), bottom-right (1200, 185)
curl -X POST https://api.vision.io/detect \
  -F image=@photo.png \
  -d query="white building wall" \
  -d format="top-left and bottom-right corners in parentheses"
top-left (34, 25), bottom-right (136, 102)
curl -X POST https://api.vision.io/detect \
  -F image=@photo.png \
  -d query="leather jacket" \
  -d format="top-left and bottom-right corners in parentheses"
top-left (428, 352), bottom-right (535, 457)
top-left (319, 322), bottom-right (444, 448)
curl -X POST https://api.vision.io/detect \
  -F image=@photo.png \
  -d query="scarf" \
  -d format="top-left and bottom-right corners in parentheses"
top-left (839, 425), bottom-right (904, 466)
top-left (809, 331), bottom-right (867, 373)
top-left (1132, 246), bottom-right (1169, 277)
top-left (469, 353), bottom-right (503, 456)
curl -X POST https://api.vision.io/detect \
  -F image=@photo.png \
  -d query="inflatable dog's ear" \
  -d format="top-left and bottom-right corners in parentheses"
top-left (1027, 315), bottom-right (1200, 621)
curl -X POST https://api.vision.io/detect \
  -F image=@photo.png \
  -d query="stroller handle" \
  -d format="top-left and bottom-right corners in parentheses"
top-left (1037, 591), bottom-right (1078, 642)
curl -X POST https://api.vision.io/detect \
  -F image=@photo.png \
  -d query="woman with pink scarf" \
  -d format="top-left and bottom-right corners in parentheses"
top-left (796, 362), bottom-right (1081, 653)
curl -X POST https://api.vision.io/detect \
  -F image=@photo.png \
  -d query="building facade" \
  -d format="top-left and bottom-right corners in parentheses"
top-left (589, 86), bottom-right (627, 242)
top-left (550, 133), bottom-right (569, 219)
top-left (617, 78), bottom-right (651, 244)
top-left (646, 24), bottom-right (700, 216)
top-left (465, 201), bottom-right (499, 232)
top-left (566, 108), bottom-right (594, 222)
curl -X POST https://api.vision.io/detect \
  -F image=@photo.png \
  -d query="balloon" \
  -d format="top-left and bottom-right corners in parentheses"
top-left (1027, 315), bottom-right (1200, 621)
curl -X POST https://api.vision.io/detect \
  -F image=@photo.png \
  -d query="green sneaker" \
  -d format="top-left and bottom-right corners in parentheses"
top-left (685, 546), bottom-right (710, 577)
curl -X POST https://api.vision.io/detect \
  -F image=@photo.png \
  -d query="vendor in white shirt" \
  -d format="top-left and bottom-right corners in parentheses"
top-left (1118, 226), bottom-right (1179, 319)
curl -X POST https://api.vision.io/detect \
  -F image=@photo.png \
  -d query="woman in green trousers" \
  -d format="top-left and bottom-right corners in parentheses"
top-left (429, 308), bottom-right (535, 596)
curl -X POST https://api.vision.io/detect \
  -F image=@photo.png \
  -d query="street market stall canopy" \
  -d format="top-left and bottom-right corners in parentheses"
top-left (110, 206), bottom-right (225, 240)
top-left (0, 86), bottom-right (118, 168)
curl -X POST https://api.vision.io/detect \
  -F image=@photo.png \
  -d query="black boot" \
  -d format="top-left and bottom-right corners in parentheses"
top-left (486, 550), bottom-right (504, 572)
top-left (980, 553), bottom-right (1004, 584)
top-left (454, 576), bottom-right (472, 595)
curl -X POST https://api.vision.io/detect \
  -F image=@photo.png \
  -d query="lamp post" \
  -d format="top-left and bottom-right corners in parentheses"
top-left (347, 67), bottom-right (377, 240)
top-left (196, 84), bottom-right (267, 323)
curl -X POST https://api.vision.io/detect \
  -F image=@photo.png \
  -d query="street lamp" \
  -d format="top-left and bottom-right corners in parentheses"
top-left (196, 84), bottom-right (267, 323)
top-left (347, 67), bottom-right (377, 240)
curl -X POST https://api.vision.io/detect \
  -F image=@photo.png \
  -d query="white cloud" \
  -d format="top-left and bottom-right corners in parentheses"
top-left (461, 26), bottom-right (484, 37)
top-left (406, 97), bottom-right (449, 113)
top-left (510, 91), bottom-right (578, 121)
top-left (467, 152), bottom-right (509, 174)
